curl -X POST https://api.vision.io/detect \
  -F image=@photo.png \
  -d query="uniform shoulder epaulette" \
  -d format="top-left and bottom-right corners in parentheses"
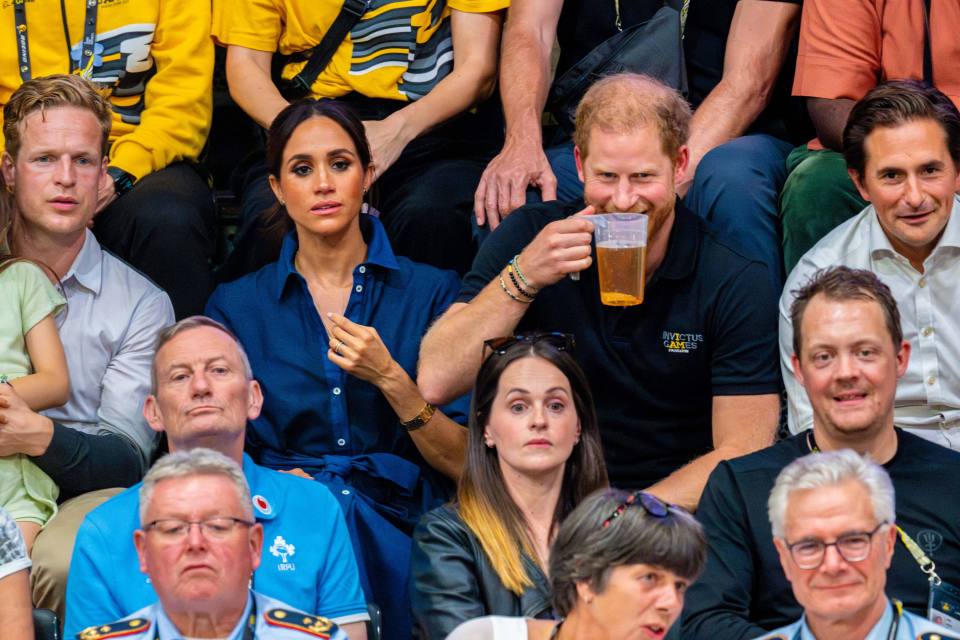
top-left (917, 633), bottom-right (960, 640)
top-left (265, 608), bottom-right (335, 638)
top-left (76, 618), bottom-right (150, 640)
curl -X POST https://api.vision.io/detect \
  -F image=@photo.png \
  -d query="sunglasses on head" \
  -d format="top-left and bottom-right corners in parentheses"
top-left (600, 491), bottom-right (671, 529)
top-left (482, 332), bottom-right (576, 356)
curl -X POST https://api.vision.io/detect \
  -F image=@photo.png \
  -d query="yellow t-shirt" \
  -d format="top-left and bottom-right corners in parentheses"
top-left (213, 0), bottom-right (508, 102)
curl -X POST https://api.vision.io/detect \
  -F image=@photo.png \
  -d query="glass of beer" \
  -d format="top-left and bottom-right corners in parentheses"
top-left (591, 213), bottom-right (648, 306)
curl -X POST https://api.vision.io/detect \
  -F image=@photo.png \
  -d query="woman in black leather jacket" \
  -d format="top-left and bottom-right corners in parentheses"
top-left (410, 334), bottom-right (608, 638)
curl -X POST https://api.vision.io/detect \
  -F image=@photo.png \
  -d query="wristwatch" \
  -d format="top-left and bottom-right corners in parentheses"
top-left (401, 402), bottom-right (436, 432)
top-left (107, 166), bottom-right (137, 198)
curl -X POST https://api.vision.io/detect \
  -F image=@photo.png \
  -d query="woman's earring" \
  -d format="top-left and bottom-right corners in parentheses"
top-left (361, 187), bottom-right (370, 214)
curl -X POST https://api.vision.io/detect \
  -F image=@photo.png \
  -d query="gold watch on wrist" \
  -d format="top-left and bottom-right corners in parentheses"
top-left (401, 402), bottom-right (436, 432)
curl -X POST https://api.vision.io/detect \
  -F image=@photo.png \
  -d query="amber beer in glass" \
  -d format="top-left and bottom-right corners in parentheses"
top-left (591, 213), bottom-right (648, 306)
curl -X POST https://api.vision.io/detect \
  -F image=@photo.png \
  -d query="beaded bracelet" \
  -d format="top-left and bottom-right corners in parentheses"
top-left (511, 255), bottom-right (539, 292)
top-left (499, 272), bottom-right (532, 304)
top-left (507, 264), bottom-right (537, 300)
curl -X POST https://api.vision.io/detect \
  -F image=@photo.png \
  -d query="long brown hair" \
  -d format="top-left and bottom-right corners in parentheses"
top-left (457, 339), bottom-right (608, 594)
top-left (259, 99), bottom-right (373, 255)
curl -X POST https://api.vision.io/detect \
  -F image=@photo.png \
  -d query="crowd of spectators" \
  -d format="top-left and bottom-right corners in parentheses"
top-left (1, 0), bottom-right (960, 639)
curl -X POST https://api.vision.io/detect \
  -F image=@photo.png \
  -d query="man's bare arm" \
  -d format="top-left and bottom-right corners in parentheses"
top-left (807, 97), bottom-right (856, 152)
top-left (646, 393), bottom-right (779, 512)
top-left (226, 45), bottom-right (290, 129)
top-left (473, 0), bottom-right (563, 228)
top-left (419, 213), bottom-right (595, 405)
top-left (681, 1), bottom-right (800, 194)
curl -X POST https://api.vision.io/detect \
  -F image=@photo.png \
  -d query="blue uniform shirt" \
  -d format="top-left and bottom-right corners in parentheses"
top-left (205, 214), bottom-right (468, 473)
top-left (75, 590), bottom-right (349, 640)
top-left (65, 454), bottom-right (368, 638)
top-left (756, 600), bottom-right (959, 640)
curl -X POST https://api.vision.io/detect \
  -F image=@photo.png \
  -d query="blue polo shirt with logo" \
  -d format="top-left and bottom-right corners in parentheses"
top-left (460, 199), bottom-right (780, 488)
top-left (64, 454), bottom-right (368, 638)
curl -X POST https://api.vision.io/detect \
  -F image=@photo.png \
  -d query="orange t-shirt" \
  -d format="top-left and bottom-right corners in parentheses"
top-left (793, 0), bottom-right (960, 149)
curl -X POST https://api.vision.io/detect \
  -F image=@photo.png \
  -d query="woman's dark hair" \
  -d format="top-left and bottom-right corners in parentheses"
top-left (457, 339), bottom-right (609, 595)
top-left (550, 488), bottom-right (706, 617)
top-left (260, 99), bottom-right (372, 251)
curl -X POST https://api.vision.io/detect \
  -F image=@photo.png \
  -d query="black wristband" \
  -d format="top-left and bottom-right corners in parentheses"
top-left (107, 166), bottom-right (137, 198)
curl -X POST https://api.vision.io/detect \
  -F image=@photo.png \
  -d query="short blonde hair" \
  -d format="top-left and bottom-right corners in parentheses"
top-left (573, 73), bottom-right (691, 160)
top-left (3, 74), bottom-right (112, 159)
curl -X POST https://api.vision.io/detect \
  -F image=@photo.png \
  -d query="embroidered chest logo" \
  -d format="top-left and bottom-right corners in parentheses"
top-left (662, 331), bottom-right (704, 354)
top-left (917, 530), bottom-right (944, 556)
top-left (270, 536), bottom-right (297, 571)
top-left (270, 535), bottom-right (297, 571)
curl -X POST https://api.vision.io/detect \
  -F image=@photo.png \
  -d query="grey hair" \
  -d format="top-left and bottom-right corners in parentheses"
top-left (139, 448), bottom-right (252, 526)
top-left (151, 316), bottom-right (253, 395)
top-left (768, 449), bottom-right (895, 539)
top-left (549, 488), bottom-right (706, 617)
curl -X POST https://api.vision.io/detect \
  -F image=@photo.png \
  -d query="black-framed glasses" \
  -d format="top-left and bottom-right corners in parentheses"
top-left (483, 332), bottom-right (575, 356)
top-left (144, 517), bottom-right (255, 542)
top-left (600, 491), bottom-right (671, 529)
top-left (785, 521), bottom-right (889, 569)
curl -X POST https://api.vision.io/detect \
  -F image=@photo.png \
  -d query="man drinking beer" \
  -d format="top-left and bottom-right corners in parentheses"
top-left (419, 73), bottom-right (780, 512)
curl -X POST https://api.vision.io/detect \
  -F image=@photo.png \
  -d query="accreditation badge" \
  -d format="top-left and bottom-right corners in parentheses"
top-left (929, 579), bottom-right (960, 629)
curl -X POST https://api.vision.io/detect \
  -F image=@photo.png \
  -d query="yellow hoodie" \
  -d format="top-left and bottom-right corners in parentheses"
top-left (1, 0), bottom-right (214, 181)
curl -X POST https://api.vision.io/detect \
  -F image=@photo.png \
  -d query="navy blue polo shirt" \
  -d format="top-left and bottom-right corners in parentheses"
top-left (460, 199), bottom-right (780, 488)
top-left (206, 215), bottom-right (469, 475)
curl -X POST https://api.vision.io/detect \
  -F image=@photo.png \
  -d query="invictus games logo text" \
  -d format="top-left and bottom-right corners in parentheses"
top-left (662, 331), bottom-right (704, 354)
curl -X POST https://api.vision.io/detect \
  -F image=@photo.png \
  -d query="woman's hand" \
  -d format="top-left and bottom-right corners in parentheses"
top-left (327, 313), bottom-right (401, 387)
top-left (362, 116), bottom-right (413, 180)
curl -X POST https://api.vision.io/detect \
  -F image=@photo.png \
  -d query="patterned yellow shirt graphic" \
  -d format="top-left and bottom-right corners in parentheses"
top-left (213, 0), bottom-right (508, 102)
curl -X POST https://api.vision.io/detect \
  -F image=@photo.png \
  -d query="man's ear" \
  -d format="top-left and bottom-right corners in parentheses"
top-left (673, 145), bottom-right (690, 185)
top-left (773, 537), bottom-right (795, 584)
top-left (249, 523), bottom-right (264, 571)
top-left (574, 145), bottom-right (586, 184)
top-left (791, 353), bottom-right (805, 388)
top-left (134, 529), bottom-right (149, 574)
top-left (848, 168), bottom-right (871, 202)
top-left (247, 380), bottom-right (264, 421)
top-left (895, 340), bottom-right (911, 379)
top-left (1, 151), bottom-right (15, 188)
top-left (143, 395), bottom-right (165, 434)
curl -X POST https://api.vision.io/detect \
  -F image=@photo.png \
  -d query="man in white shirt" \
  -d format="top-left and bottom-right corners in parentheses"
top-left (0, 75), bottom-right (174, 615)
top-left (781, 80), bottom-right (960, 449)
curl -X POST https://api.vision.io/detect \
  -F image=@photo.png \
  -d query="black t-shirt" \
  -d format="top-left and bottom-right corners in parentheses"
top-left (684, 0), bottom-right (810, 142)
top-left (555, 0), bottom-right (663, 79)
top-left (458, 199), bottom-right (780, 488)
top-left (681, 429), bottom-right (960, 639)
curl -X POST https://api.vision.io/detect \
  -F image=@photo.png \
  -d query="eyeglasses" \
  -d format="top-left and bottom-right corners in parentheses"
top-left (483, 332), bottom-right (575, 356)
top-left (143, 517), bottom-right (255, 542)
top-left (785, 521), bottom-right (889, 569)
top-left (600, 491), bottom-right (671, 529)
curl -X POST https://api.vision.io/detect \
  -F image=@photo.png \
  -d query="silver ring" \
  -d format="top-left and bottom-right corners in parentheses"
top-left (334, 340), bottom-right (344, 356)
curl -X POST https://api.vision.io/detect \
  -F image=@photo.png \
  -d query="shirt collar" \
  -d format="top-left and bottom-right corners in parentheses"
top-left (155, 592), bottom-right (254, 640)
top-left (650, 199), bottom-right (699, 282)
top-left (798, 598), bottom-right (894, 640)
top-left (0, 227), bottom-right (103, 294)
top-left (62, 229), bottom-right (103, 295)
top-left (868, 194), bottom-right (960, 260)
top-left (275, 214), bottom-right (400, 300)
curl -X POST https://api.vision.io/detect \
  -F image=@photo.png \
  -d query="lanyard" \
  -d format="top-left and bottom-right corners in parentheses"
top-left (14, 0), bottom-right (99, 82)
top-left (805, 433), bottom-right (942, 586)
top-left (152, 597), bottom-right (258, 640)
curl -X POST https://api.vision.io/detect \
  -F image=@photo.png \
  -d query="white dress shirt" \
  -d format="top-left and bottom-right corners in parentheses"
top-left (780, 196), bottom-right (960, 450)
top-left (42, 230), bottom-right (174, 466)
